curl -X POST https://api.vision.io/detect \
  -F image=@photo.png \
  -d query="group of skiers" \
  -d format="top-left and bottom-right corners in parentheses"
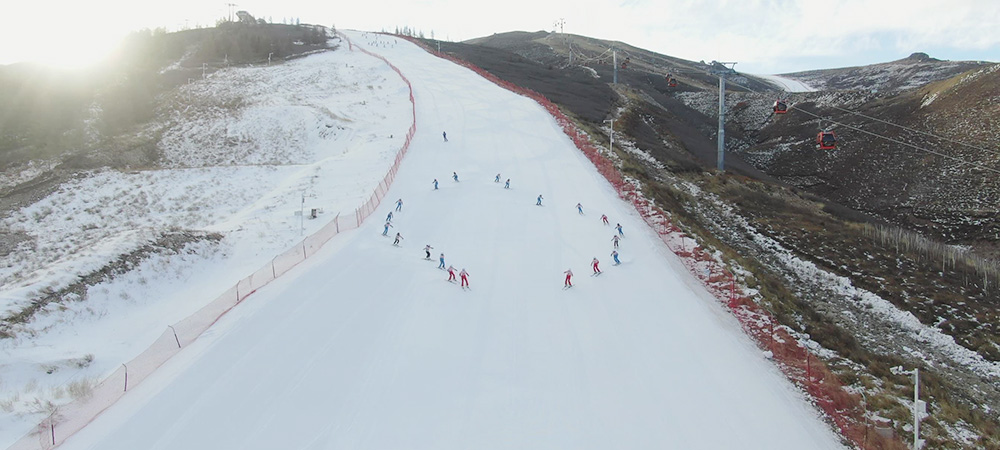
top-left (437, 251), bottom-right (470, 288)
top-left (384, 140), bottom-right (630, 289)
top-left (361, 32), bottom-right (398, 49)
top-left (433, 172), bottom-right (513, 191)
top-left (562, 211), bottom-right (625, 288)
top-left (383, 198), bottom-right (470, 289)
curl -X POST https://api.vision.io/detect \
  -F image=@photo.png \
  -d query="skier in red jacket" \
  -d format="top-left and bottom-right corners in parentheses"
top-left (564, 269), bottom-right (574, 287)
top-left (592, 258), bottom-right (601, 274)
top-left (459, 268), bottom-right (470, 288)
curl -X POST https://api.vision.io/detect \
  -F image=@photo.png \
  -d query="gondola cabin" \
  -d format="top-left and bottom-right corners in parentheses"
top-left (817, 131), bottom-right (837, 150)
top-left (773, 100), bottom-right (788, 114)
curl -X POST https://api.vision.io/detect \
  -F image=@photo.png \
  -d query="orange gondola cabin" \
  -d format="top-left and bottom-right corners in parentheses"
top-left (817, 131), bottom-right (837, 150)
top-left (773, 100), bottom-right (788, 114)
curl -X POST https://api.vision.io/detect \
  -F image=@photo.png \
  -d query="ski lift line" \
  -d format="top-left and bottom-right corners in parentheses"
top-left (575, 47), bottom-right (612, 61)
top-left (720, 74), bottom-right (999, 171)
top-left (568, 47), bottom-right (613, 64)
top-left (792, 106), bottom-right (1000, 175)
top-left (829, 105), bottom-right (1000, 157)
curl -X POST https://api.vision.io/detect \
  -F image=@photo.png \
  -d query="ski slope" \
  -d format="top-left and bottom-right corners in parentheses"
top-left (755, 73), bottom-right (817, 92)
top-left (59, 31), bottom-right (845, 450)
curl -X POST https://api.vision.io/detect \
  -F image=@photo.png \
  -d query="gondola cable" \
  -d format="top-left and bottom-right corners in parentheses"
top-left (829, 104), bottom-right (1000, 157)
top-left (791, 106), bottom-right (1000, 175)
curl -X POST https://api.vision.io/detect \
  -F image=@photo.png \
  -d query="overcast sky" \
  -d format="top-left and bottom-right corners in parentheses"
top-left (4, 0), bottom-right (998, 73)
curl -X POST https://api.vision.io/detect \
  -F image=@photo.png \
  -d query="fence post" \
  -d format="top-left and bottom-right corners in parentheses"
top-left (122, 364), bottom-right (128, 392)
top-left (168, 325), bottom-right (181, 348)
top-left (769, 317), bottom-right (774, 351)
top-left (806, 352), bottom-right (812, 385)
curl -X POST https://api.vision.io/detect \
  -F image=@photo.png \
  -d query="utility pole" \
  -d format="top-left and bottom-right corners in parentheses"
top-left (554, 18), bottom-right (571, 65)
top-left (913, 368), bottom-right (925, 449)
top-left (226, 3), bottom-right (238, 22)
top-left (711, 61), bottom-right (737, 172)
top-left (891, 366), bottom-right (927, 449)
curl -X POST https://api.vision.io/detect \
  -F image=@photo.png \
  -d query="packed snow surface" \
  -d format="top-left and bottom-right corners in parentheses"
top-left (755, 74), bottom-right (817, 92)
top-left (18, 31), bottom-right (845, 449)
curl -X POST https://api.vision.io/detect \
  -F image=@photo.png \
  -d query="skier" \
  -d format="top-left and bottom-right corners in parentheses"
top-left (393, 232), bottom-right (403, 246)
top-left (453, 172), bottom-right (459, 182)
top-left (611, 250), bottom-right (621, 265)
top-left (576, 203), bottom-right (584, 215)
top-left (564, 269), bottom-right (574, 288)
top-left (495, 173), bottom-right (501, 183)
top-left (601, 214), bottom-right (609, 225)
top-left (611, 234), bottom-right (620, 248)
top-left (536, 194), bottom-right (543, 206)
top-left (447, 265), bottom-right (457, 282)
top-left (382, 221), bottom-right (393, 236)
top-left (459, 268), bottom-right (470, 288)
top-left (504, 179), bottom-right (510, 189)
top-left (439, 253), bottom-right (446, 269)
top-left (616, 223), bottom-right (624, 237)
top-left (395, 198), bottom-right (403, 212)
top-left (386, 211), bottom-right (393, 222)
top-left (592, 257), bottom-right (601, 274)
top-left (433, 178), bottom-right (439, 190)
top-left (443, 131), bottom-right (448, 142)
top-left (423, 244), bottom-right (434, 260)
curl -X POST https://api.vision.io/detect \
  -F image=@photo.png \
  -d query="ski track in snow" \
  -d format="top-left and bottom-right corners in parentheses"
top-left (754, 74), bottom-right (817, 92)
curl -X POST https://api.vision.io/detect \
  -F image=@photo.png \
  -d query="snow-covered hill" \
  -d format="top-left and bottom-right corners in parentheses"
top-left (4, 31), bottom-right (849, 449)
top-left (4, 31), bottom-right (848, 449)
top-left (0, 35), bottom-right (412, 447)
top-left (782, 52), bottom-right (989, 93)
top-left (754, 74), bottom-right (817, 92)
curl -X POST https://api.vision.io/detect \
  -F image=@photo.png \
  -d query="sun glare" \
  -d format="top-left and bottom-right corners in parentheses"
top-left (22, 34), bottom-right (123, 70)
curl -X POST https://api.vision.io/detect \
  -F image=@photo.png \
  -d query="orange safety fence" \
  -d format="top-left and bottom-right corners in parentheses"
top-left (10, 31), bottom-right (416, 450)
top-left (400, 35), bottom-right (904, 450)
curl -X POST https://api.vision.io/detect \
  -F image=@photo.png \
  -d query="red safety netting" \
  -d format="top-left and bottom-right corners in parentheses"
top-left (10, 31), bottom-right (417, 450)
top-left (400, 36), bottom-right (905, 450)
